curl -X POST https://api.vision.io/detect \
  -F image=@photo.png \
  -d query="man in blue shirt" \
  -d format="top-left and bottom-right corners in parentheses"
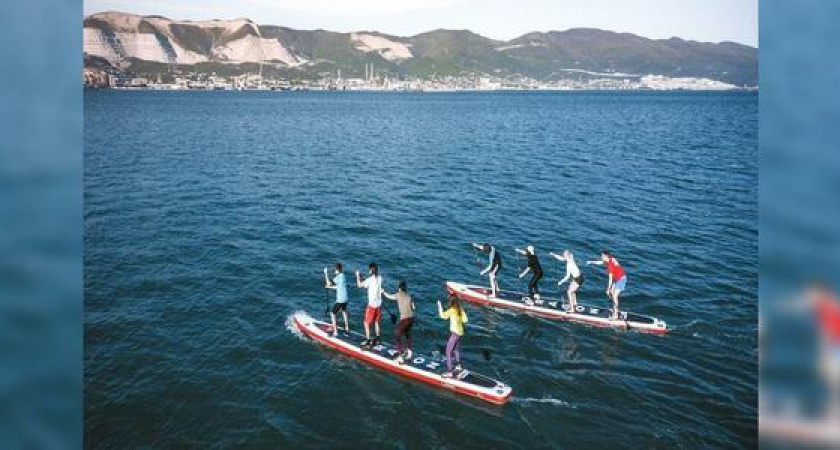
top-left (324, 263), bottom-right (349, 337)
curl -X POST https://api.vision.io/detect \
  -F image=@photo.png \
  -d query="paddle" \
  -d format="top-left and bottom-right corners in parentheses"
top-left (381, 299), bottom-right (398, 325)
top-left (551, 252), bottom-right (564, 298)
top-left (604, 291), bottom-right (625, 322)
top-left (515, 249), bottom-right (530, 300)
top-left (322, 267), bottom-right (332, 316)
top-left (472, 243), bottom-right (484, 269)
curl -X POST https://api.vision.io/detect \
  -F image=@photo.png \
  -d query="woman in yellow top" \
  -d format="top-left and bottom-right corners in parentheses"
top-left (438, 295), bottom-right (468, 378)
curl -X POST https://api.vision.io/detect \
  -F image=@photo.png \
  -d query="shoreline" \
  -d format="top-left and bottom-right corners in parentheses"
top-left (84, 85), bottom-right (759, 93)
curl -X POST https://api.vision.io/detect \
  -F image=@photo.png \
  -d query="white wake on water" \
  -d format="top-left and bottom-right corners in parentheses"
top-left (286, 310), bottom-right (310, 340)
top-left (513, 397), bottom-right (576, 408)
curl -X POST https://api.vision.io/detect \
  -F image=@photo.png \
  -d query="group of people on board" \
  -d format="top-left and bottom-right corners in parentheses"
top-left (324, 262), bottom-right (468, 378)
top-left (473, 242), bottom-right (628, 320)
top-left (319, 245), bottom-right (628, 378)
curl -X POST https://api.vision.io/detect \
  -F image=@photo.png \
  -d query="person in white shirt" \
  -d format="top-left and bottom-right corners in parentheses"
top-left (356, 263), bottom-right (383, 347)
top-left (549, 250), bottom-right (584, 312)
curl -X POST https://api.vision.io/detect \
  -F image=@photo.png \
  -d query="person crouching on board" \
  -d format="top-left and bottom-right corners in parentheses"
top-left (438, 295), bottom-right (468, 378)
top-left (324, 263), bottom-right (349, 337)
top-left (356, 263), bottom-right (383, 347)
top-left (516, 245), bottom-right (544, 305)
top-left (383, 280), bottom-right (415, 363)
top-left (549, 250), bottom-right (584, 312)
top-left (586, 250), bottom-right (627, 320)
top-left (472, 242), bottom-right (502, 297)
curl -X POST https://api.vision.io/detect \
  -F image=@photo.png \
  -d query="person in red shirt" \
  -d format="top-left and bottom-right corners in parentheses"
top-left (809, 284), bottom-right (840, 422)
top-left (814, 287), bottom-right (840, 348)
top-left (587, 250), bottom-right (627, 320)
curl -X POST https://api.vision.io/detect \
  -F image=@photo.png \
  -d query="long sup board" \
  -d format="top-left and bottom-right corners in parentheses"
top-left (292, 312), bottom-right (513, 405)
top-left (446, 281), bottom-right (667, 335)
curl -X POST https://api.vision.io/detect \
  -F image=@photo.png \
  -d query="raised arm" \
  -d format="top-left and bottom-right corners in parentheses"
top-left (471, 242), bottom-right (483, 250)
top-left (515, 248), bottom-right (527, 255)
top-left (323, 268), bottom-right (336, 289)
top-left (355, 270), bottom-right (364, 288)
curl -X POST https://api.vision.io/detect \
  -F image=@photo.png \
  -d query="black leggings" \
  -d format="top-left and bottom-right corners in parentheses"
top-left (528, 271), bottom-right (543, 297)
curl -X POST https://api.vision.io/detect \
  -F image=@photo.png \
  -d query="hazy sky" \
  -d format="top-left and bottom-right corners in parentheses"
top-left (84, 0), bottom-right (758, 47)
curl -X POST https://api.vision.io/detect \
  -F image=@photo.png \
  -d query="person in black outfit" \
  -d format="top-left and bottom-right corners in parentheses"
top-left (516, 245), bottom-right (543, 305)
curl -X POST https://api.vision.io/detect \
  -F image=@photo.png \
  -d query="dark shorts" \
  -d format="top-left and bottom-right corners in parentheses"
top-left (332, 302), bottom-right (347, 314)
top-left (572, 274), bottom-right (585, 287)
top-left (395, 317), bottom-right (414, 338)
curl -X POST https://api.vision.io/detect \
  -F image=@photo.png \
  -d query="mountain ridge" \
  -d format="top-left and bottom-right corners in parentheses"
top-left (83, 11), bottom-right (758, 86)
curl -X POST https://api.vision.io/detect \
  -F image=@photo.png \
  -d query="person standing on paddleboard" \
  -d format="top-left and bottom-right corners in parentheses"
top-left (516, 245), bottom-right (543, 305)
top-left (383, 280), bottom-right (416, 363)
top-left (587, 250), bottom-right (627, 320)
top-left (438, 295), bottom-right (468, 378)
top-left (811, 284), bottom-right (840, 420)
top-left (549, 250), bottom-right (583, 312)
top-left (324, 263), bottom-right (349, 337)
top-left (356, 263), bottom-right (383, 347)
top-left (472, 242), bottom-right (502, 297)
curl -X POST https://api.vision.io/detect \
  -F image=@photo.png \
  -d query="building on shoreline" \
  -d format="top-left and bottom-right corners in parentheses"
top-left (84, 67), bottom-right (753, 92)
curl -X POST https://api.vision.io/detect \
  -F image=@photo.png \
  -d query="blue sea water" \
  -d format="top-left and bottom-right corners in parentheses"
top-left (84, 90), bottom-right (757, 448)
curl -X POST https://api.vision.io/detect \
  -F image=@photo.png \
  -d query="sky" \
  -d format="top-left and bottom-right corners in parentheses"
top-left (84, 0), bottom-right (758, 47)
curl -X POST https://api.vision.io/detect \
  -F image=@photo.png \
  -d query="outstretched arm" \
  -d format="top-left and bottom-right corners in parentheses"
top-left (472, 242), bottom-right (483, 250)
top-left (382, 291), bottom-right (397, 301)
top-left (549, 252), bottom-right (567, 262)
top-left (518, 267), bottom-right (530, 278)
top-left (586, 260), bottom-right (604, 266)
top-left (515, 248), bottom-right (527, 255)
top-left (558, 272), bottom-right (571, 286)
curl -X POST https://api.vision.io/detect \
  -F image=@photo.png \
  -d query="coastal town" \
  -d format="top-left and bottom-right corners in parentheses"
top-left (82, 12), bottom-right (757, 92)
top-left (84, 67), bottom-right (749, 92)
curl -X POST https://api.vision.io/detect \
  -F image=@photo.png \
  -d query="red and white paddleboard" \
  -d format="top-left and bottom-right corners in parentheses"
top-left (292, 311), bottom-right (513, 405)
top-left (446, 281), bottom-right (667, 335)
